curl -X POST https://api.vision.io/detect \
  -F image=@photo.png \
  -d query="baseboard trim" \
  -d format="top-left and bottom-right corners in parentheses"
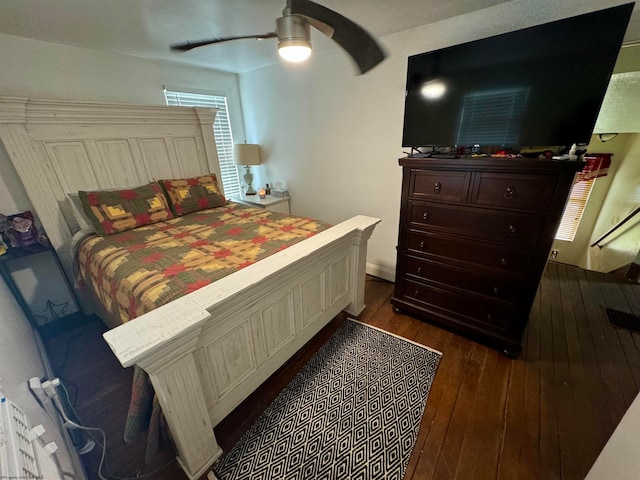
top-left (366, 263), bottom-right (395, 283)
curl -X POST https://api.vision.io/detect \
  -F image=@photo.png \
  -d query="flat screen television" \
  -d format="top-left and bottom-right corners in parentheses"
top-left (401, 3), bottom-right (634, 152)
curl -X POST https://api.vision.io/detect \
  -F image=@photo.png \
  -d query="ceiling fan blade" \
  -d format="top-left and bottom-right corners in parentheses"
top-left (290, 0), bottom-right (386, 74)
top-left (171, 33), bottom-right (277, 52)
top-left (302, 17), bottom-right (334, 38)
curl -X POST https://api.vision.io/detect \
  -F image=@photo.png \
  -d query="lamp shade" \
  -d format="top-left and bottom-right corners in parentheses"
top-left (234, 144), bottom-right (261, 166)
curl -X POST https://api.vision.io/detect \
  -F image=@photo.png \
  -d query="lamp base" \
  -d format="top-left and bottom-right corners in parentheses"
top-left (243, 166), bottom-right (257, 195)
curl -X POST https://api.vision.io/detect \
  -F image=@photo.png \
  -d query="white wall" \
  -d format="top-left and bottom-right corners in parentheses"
top-left (0, 32), bottom-right (245, 213)
top-left (0, 33), bottom-right (245, 135)
top-left (0, 141), bottom-right (31, 214)
top-left (239, 0), bottom-right (635, 280)
top-left (0, 281), bottom-right (84, 478)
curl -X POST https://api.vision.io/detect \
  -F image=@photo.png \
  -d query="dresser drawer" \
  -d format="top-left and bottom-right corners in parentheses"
top-left (407, 230), bottom-right (534, 274)
top-left (471, 172), bottom-right (557, 211)
top-left (410, 169), bottom-right (470, 203)
top-left (405, 256), bottom-right (522, 302)
top-left (401, 279), bottom-right (514, 331)
top-left (408, 201), bottom-right (546, 248)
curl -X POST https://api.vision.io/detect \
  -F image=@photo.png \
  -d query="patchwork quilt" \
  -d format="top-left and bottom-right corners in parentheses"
top-left (77, 202), bottom-right (331, 325)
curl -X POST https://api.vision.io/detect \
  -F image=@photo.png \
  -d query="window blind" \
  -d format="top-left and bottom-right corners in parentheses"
top-left (164, 90), bottom-right (241, 197)
top-left (555, 178), bottom-right (596, 242)
top-left (457, 88), bottom-right (529, 146)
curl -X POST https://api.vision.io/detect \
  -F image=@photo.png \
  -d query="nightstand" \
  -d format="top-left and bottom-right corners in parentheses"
top-left (232, 193), bottom-right (291, 214)
top-left (0, 243), bottom-right (81, 336)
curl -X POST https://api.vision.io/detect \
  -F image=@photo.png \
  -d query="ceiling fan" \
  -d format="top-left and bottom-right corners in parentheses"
top-left (170, 0), bottom-right (386, 74)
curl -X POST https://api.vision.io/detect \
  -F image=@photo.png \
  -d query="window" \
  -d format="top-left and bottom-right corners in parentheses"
top-left (555, 178), bottom-right (596, 241)
top-left (164, 89), bottom-right (241, 197)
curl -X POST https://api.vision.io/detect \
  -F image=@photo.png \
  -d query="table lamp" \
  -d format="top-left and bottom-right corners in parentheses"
top-left (234, 143), bottom-right (261, 195)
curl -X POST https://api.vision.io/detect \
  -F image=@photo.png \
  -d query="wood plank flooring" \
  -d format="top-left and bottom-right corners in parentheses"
top-left (44, 262), bottom-right (640, 479)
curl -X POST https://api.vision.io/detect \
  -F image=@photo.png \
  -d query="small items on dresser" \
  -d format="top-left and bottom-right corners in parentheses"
top-left (271, 189), bottom-right (289, 198)
top-left (270, 182), bottom-right (289, 198)
top-left (0, 211), bottom-right (49, 249)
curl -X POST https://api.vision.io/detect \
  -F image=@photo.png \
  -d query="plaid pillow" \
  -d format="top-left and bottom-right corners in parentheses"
top-left (159, 174), bottom-right (226, 216)
top-left (79, 183), bottom-right (174, 236)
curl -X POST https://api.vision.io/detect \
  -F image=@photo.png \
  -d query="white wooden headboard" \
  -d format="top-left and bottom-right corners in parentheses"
top-left (0, 97), bottom-right (220, 270)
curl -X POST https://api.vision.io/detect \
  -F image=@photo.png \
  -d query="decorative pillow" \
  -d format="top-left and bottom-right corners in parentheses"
top-left (67, 192), bottom-right (96, 234)
top-left (159, 174), bottom-right (226, 216)
top-left (79, 183), bottom-right (174, 235)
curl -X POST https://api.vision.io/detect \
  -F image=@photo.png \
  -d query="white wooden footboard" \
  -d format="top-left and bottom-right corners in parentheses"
top-left (103, 215), bottom-right (379, 479)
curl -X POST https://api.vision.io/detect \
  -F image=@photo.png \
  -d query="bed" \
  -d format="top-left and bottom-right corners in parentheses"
top-left (0, 96), bottom-right (379, 479)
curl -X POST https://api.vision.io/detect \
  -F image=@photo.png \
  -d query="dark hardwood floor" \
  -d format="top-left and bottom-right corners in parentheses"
top-left (45, 262), bottom-right (640, 480)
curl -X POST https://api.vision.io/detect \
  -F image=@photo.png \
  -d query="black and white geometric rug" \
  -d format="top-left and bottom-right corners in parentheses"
top-left (213, 318), bottom-right (442, 480)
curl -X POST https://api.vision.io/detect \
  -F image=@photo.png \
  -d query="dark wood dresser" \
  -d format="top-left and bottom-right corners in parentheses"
top-left (391, 156), bottom-right (583, 356)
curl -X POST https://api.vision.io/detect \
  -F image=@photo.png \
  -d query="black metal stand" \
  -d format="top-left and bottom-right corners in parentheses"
top-left (0, 243), bottom-right (81, 333)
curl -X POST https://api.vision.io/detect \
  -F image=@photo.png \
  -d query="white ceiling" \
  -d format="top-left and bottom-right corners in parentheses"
top-left (0, 0), bottom-right (638, 74)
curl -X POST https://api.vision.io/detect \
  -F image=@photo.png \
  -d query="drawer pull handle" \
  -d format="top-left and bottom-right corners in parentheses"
top-left (487, 313), bottom-right (492, 321)
top-left (422, 212), bottom-right (429, 221)
top-left (500, 257), bottom-right (508, 266)
top-left (414, 290), bottom-right (420, 298)
top-left (508, 224), bottom-right (517, 235)
top-left (493, 286), bottom-right (500, 295)
top-left (420, 240), bottom-right (425, 249)
top-left (504, 186), bottom-right (515, 199)
top-left (434, 182), bottom-right (441, 193)
top-left (417, 266), bottom-right (422, 274)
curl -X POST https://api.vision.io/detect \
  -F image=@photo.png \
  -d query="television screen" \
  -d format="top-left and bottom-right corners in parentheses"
top-left (401, 3), bottom-right (634, 151)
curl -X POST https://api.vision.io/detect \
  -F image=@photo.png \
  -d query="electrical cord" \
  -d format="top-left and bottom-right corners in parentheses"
top-left (52, 393), bottom-right (176, 480)
top-left (55, 375), bottom-right (80, 407)
top-left (28, 381), bottom-right (62, 428)
top-left (49, 398), bottom-right (108, 480)
top-left (50, 319), bottom-right (94, 406)
top-left (49, 444), bottom-right (78, 480)
top-left (26, 380), bottom-right (80, 479)
top-left (58, 382), bottom-right (116, 474)
top-left (52, 382), bottom-right (176, 480)
top-left (55, 320), bottom-right (89, 374)
top-left (59, 383), bottom-right (178, 480)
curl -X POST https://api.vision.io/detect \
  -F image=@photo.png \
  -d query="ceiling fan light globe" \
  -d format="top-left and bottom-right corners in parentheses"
top-left (279, 43), bottom-right (312, 62)
top-left (277, 14), bottom-right (312, 63)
